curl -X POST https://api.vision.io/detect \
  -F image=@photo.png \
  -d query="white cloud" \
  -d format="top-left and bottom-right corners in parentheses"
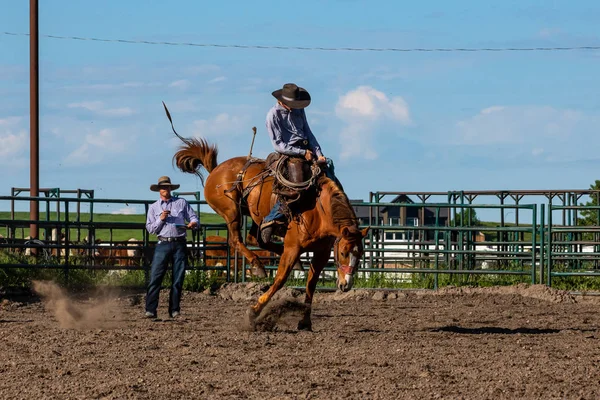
top-left (111, 206), bottom-right (139, 215)
top-left (164, 99), bottom-right (203, 113)
top-left (0, 116), bottom-right (22, 127)
top-left (189, 112), bottom-right (255, 159)
top-left (335, 86), bottom-right (411, 160)
top-left (192, 113), bottom-right (249, 139)
top-left (183, 65), bottom-right (221, 75)
top-left (61, 81), bottom-right (161, 94)
top-left (538, 27), bottom-right (562, 38)
top-left (67, 101), bottom-right (135, 117)
top-left (0, 130), bottom-right (27, 156)
top-left (169, 79), bottom-right (191, 90)
top-left (208, 76), bottom-right (226, 84)
top-left (337, 123), bottom-right (378, 160)
top-left (65, 128), bottom-right (128, 165)
top-left (532, 148), bottom-right (544, 156)
top-left (0, 130), bottom-right (28, 160)
top-left (449, 105), bottom-right (600, 164)
top-left (0, 117), bottom-right (27, 161)
top-left (481, 106), bottom-right (505, 115)
top-left (455, 105), bottom-right (586, 145)
top-left (336, 86), bottom-right (411, 123)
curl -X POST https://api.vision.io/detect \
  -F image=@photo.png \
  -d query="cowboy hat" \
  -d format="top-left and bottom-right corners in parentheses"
top-left (272, 83), bottom-right (311, 109)
top-left (150, 176), bottom-right (180, 192)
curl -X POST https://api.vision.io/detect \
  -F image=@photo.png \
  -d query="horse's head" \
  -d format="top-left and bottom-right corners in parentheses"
top-left (334, 226), bottom-right (369, 292)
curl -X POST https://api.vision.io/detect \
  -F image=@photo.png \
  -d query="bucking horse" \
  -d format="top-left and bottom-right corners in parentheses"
top-left (164, 104), bottom-right (368, 330)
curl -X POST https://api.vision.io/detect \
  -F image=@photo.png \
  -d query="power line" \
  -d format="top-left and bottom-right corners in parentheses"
top-left (4, 31), bottom-right (600, 53)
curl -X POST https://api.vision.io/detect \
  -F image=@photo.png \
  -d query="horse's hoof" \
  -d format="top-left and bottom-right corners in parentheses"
top-left (297, 319), bottom-right (312, 331)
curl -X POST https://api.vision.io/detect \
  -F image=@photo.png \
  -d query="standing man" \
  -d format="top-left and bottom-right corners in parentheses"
top-left (145, 176), bottom-right (199, 319)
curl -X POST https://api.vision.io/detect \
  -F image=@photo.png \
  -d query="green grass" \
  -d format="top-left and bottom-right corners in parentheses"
top-left (3, 250), bottom-right (600, 292)
top-left (3, 212), bottom-right (600, 292)
top-left (0, 211), bottom-right (226, 241)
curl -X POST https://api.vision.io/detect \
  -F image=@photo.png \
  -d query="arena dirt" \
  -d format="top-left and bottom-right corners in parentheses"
top-left (1, 282), bottom-right (599, 399)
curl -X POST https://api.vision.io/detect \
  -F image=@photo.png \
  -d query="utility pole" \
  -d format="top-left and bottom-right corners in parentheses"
top-left (30, 0), bottom-right (40, 239)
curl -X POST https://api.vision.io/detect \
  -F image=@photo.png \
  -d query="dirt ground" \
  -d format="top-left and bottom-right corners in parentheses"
top-left (1, 282), bottom-right (600, 400)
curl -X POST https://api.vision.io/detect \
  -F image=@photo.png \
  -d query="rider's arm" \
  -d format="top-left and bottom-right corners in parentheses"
top-left (301, 110), bottom-right (324, 158)
top-left (266, 113), bottom-right (306, 157)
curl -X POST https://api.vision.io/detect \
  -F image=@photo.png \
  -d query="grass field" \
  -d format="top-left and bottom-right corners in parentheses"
top-left (0, 211), bottom-right (226, 241)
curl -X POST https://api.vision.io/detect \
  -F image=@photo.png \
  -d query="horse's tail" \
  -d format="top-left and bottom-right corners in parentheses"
top-left (172, 138), bottom-right (218, 185)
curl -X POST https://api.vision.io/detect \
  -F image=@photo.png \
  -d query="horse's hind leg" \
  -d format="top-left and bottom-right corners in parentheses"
top-left (225, 218), bottom-right (267, 278)
top-left (205, 188), bottom-right (269, 278)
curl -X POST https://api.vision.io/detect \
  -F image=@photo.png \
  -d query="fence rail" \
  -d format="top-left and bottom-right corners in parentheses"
top-left (2, 192), bottom-right (600, 289)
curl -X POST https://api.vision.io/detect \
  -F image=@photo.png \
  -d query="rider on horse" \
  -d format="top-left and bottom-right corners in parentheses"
top-left (260, 83), bottom-right (340, 244)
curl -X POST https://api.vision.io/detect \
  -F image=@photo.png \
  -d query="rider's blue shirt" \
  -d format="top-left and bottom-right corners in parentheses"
top-left (266, 103), bottom-right (324, 158)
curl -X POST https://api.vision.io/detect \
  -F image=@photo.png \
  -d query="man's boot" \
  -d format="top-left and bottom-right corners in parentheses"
top-left (260, 220), bottom-right (276, 244)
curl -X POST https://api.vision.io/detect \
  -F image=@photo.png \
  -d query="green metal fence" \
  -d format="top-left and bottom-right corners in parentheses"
top-left (352, 202), bottom-right (538, 289)
top-left (546, 204), bottom-right (600, 286)
top-left (3, 191), bottom-right (600, 289)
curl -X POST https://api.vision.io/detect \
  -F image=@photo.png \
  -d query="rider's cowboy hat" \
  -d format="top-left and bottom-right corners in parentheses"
top-left (150, 176), bottom-right (180, 192)
top-left (272, 83), bottom-right (311, 109)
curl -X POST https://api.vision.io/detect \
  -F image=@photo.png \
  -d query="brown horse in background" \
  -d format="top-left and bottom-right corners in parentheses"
top-left (169, 117), bottom-right (368, 330)
top-left (203, 235), bottom-right (284, 279)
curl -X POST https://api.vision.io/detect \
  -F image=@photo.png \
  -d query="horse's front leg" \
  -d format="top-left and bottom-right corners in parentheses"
top-left (246, 245), bottom-right (301, 328)
top-left (298, 244), bottom-right (332, 331)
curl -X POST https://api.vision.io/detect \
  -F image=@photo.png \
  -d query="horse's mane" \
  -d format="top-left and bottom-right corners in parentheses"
top-left (317, 176), bottom-right (357, 227)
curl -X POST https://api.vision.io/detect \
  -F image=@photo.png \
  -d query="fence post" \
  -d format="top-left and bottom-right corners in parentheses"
top-left (64, 200), bottom-right (69, 284)
top-left (531, 204), bottom-right (537, 284)
top-left (539, 204), bottom-right (545, 285)
top-left (547, 204), bottom-right (553, 287)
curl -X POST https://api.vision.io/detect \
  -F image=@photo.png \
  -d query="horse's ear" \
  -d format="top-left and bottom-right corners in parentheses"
top-left (341, 226), bottom-right (350, 238)
top-left (361, 227), bottom-right (370, 238)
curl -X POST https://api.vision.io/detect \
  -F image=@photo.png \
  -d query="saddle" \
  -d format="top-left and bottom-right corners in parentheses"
top-left (227, 152), bottom-right (321, 220)
top-left (265, 152), bottom-right (318, 200)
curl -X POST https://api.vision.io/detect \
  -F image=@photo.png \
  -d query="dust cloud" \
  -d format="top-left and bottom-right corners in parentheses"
top-left (246, 298), bottom-right (309, 332)
top-left (32, 280), bottom-right (120, 329)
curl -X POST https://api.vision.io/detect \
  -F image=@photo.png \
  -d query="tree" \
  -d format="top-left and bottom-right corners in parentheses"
top-left (452, 208), bottom-right (481, 226)
top-left (578, 180), bottom-right (600, 226)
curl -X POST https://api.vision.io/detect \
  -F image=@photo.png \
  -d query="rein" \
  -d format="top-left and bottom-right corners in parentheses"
top-left (274, 156), bottom-right (321, 191)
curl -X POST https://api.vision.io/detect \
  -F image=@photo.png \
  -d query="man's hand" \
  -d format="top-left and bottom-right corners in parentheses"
top-left (160, 210), bottom-right (170, 221)
top-left (317, 155), bottom-right (327, 164)
top-left (304, 150), bottom-right (314, 161)
top-left (187, 221), bottom-right (198, 229)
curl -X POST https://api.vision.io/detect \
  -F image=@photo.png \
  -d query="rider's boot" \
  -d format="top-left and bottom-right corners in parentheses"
top-left (260, 220), bottom-right (276, 244)
top-left (260, 219), bottom-right (287, 244)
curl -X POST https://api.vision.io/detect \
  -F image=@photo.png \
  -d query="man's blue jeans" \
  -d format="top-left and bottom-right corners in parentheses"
top-left (145, 241), bottom-right (187, 316)
top-left (263, 201), bottom-right (285, 223)
top-left (324, 158), bottom-right (344, 191)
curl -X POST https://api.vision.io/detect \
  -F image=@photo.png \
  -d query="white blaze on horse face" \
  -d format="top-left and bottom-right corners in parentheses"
top-left (345, 273), bottom-right (353, 289)
top-left (349, 245), bottom-right (359, 269)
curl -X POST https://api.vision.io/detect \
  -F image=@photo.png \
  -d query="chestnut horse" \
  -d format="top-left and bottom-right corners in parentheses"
top-left (171, 129), bottom-right (368, 330)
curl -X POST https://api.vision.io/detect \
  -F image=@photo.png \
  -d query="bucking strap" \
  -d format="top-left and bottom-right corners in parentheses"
top-left (224, 157), bottom-right (263, 195)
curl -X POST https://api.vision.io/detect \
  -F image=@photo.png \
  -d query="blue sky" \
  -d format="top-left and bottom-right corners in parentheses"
top-left (2, 0), bottom-right (600, 219)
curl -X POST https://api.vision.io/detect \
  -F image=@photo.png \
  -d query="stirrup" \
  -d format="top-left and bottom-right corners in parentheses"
top-left (261, 225), bottom-right (274, 243)
top-left (261, 220), bottom-right (276, 230)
